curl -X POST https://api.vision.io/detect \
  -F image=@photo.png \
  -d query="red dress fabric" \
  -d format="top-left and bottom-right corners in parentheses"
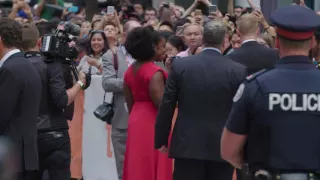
top-left (123, 62), bottom-right (173, 180)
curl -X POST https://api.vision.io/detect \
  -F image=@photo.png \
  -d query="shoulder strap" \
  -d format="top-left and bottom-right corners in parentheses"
top-left (246, 68), bottom-right (273, 82)
top-left (112, 51), bottom-right (118, 71)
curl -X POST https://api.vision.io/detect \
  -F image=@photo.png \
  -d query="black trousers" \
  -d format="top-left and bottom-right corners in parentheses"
top-left (16, 171), bottom-right (38, 180)
top-left (173, 158), bottom-right (234, 180)
top-left (35, 130), bottom-right (71, 180)
top-left (237, 169), bottom-right (242, 180)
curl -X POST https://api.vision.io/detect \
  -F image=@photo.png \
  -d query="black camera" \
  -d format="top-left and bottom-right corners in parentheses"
top-left (41, 29), bottom-right (91, 89)
top-left (40, 29), bottom-right (79, 63)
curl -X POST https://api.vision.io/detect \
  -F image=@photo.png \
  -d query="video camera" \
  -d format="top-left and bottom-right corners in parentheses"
top-left (40, 28), bottom-right (91, 89)
top-left (40, 29), bottom-right (79, 63)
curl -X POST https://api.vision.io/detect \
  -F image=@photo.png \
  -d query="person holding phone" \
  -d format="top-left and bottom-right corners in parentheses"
top-left (35, 0), bottom-right (64, 20)
top-left (78, 31), bottom-right (109, 75)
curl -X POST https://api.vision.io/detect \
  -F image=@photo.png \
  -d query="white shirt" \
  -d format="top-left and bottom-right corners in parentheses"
top-left (202, 47), bottom-right (221, 54)
top-left (0, 49), bottom-right (21, 68)
top-left (120, 45), bottom-right (135, 66)
top-left (242, 39), bottom-right (256, 45)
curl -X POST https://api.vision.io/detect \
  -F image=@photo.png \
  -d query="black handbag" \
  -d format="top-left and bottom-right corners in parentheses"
top-left (93, 51), bottom-right (118, 124)
top-left (93, 92), bottom-right (114, 125)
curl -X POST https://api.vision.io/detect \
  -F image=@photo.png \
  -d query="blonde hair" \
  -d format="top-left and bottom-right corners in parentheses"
top-left (182, 23), bottom-right (203, 34)
top-left (236, 13), bottom-right (259, 36)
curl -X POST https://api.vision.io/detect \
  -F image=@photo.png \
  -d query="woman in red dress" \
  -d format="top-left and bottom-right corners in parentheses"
top-left (122, 27), bottom-right (173, 180)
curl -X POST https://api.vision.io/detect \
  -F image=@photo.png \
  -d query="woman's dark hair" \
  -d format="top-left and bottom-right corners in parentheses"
top-left (147, 26), bottom-right (166, 46)
top-left (174, 18), bottom-right (191, 32)
top-left (76, 38), bottom-right (89, 52)
top-left (124, 27), bottom-right (156, 61)
top-left (159, 21), bottom-right (174, 32)
top-left (167, 35), bottom-right (187, 52)
top-left (87, 30), bottom-right (109, 55)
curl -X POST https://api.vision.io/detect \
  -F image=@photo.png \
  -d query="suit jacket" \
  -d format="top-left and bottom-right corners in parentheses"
top-left (102, 47), bottom-right (129, 129)
top-left (155, 49), bottom-right (247, 161)
top-left (227, 41), bottom-right (279, 75)
top-left (0, 52), bottom-right (42, 171)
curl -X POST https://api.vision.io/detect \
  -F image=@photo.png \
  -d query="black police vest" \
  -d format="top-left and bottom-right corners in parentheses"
top-left (246, 60), bottom-right (320, 171)
top-left (25, 52), bottom-right (68, 131)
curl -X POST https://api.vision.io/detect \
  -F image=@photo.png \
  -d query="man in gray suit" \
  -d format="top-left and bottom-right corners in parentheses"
top-left (102, 20), bottom-right (141, 180)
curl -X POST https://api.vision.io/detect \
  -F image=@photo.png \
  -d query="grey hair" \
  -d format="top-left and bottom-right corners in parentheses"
top-left (203, 21), bottom-right (227, 47)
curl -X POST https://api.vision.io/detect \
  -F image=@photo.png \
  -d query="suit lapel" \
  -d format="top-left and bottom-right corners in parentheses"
top-left (116, 48), bottom-right (128, 78)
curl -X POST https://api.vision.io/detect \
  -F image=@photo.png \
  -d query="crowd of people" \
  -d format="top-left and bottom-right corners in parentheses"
top-left (1, 0), bottom-right (320, 180)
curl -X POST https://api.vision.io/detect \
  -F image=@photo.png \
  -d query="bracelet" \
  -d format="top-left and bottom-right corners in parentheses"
top-left (77, 80), bottom-right (85, 90)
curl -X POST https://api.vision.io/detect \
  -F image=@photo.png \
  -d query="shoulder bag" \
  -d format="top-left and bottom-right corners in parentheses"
top-left (93, 51), bottom-right (118, 124)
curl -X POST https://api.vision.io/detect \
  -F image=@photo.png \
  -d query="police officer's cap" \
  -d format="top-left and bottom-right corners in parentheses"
top-left (271, 5), bottom-right (320, 41)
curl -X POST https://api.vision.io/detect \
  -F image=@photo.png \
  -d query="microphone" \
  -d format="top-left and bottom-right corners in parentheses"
top-left (63, 22), bottom-right (80, 37)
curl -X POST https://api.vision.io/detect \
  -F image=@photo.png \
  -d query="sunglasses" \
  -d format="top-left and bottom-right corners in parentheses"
top-left (89, 30), bottom-right (104, 34)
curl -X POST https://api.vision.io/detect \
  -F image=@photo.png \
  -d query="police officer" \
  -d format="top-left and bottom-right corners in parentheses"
top-left (220, 5), bottom-right (320, 180)
top-left (21, 23), bottom-right (87, 180)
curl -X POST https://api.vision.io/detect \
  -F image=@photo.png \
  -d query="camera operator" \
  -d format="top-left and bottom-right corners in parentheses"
top-left (56, 21), bottom-right (81, 121)
top-left (21, 22), bottom-right (86, 180)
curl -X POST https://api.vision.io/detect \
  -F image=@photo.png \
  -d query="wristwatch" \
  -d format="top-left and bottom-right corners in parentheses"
top-left (77, 80), bottom-right (85, 90)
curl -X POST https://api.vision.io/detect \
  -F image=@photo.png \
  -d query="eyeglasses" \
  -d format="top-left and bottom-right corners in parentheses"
top-left (89, 30), bottom-right (104, 34)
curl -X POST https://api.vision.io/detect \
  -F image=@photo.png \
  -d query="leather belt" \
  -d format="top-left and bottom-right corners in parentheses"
top-left (254, 170), bottom-right (320, 180)
top-left (274, 173), bottom-right (319, 180)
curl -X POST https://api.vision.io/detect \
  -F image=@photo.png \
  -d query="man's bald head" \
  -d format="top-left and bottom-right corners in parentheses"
top-left (124, 20), bottom-right (141, 35)
top-left (236, 13), bottom-right (259, 37)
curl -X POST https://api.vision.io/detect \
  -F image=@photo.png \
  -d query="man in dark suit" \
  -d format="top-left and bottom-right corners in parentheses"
top-left (0, 18), bottom-right (42, 179)
top-left (227, 13), bottom-right (279, 75)
top-left (155, 20), bottom-right (247, 180)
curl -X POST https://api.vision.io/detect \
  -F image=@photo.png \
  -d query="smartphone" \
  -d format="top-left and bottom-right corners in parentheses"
top-left (68, 6), bottom-right (79, 13)
top-left (163, 2), bottom-right (170, 8)
top-left (107, 6), bottom-right (115, 15)
top-left (194, 9), bottom-right (202, 16)
top-left (247, 7), bottom-right (253, 13)
top-left (208, 5), bottom-right (217, 13)
top-left (176, 26), bottom-right (183, 35)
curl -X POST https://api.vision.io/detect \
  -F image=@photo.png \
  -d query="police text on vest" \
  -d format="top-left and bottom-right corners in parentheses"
top-left (269, 93), bottom-right (320, 111)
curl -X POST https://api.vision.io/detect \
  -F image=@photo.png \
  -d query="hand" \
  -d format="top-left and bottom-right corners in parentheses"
top-left (208, 12), bottom-right (217, 21)
top-left (62, 8), bottom-right (69, 16)
top-left (79, 71), bottom-right (87, 86)
top-left (12, 3), bottom-right (19, 10)
top-left (193, 15), bottom-right (204, 26)
top-left (158, 145), bottom-right (168, 154)
top-left (104, 13), bottom-right (115, 21)
top-left (165, 56), bottom-right (174, 72)
top-left (253, 9), bottom-right (266, 24)
top-left (87, 57), bottom-right (100, 67)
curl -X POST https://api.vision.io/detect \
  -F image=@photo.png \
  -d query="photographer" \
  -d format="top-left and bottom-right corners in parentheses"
top-left (21, 22), bottom-right (87, 180)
